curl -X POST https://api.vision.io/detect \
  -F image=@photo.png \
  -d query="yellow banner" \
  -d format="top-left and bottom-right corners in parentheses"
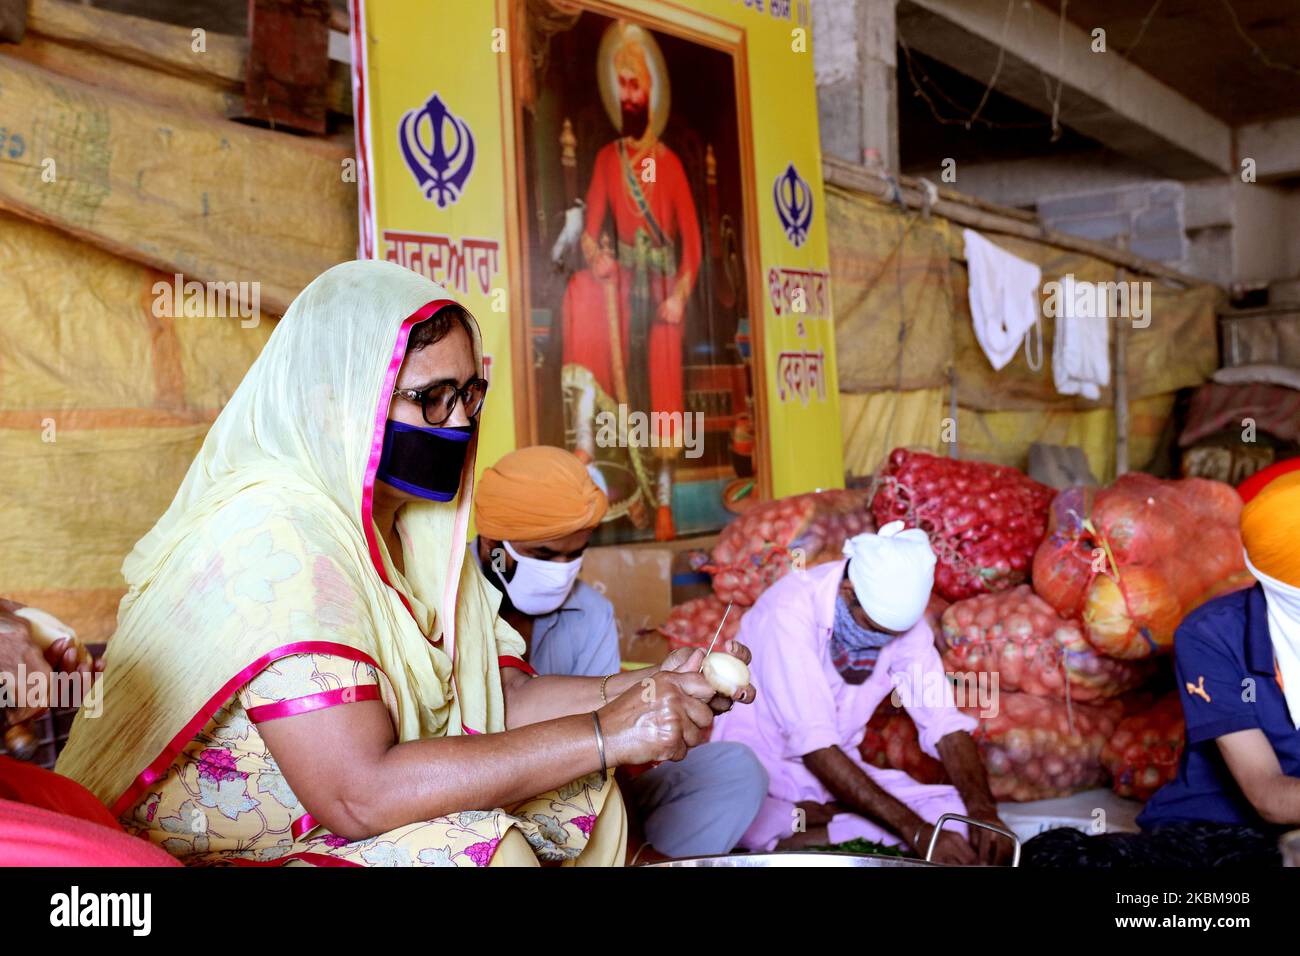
top-left (354, 0), bottom-right (840, 538)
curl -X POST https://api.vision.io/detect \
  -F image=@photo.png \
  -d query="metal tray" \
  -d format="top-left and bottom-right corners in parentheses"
top-left (642, 813), bottom-right (1021, 867)
top-left (646, 851), bottom-right (934, 867)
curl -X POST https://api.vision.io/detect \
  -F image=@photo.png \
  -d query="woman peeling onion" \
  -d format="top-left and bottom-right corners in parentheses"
top-left (55, 261), bottom-right (755, 867)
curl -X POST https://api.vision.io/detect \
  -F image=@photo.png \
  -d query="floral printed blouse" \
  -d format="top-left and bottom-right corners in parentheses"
top-left (119, 652), bottom-right (610, 866)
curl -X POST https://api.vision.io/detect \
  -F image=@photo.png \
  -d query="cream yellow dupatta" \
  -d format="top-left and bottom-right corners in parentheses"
top-left (57, 261), bottom-right (524, 815)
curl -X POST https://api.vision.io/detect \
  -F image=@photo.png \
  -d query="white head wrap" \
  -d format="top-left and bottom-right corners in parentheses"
top-left (842, 520), bottom-right (936, 632)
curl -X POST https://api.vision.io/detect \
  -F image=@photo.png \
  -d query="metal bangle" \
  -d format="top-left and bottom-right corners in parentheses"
top-left (599, 673), bottom-right (613, 706)
top-left (590, 711), bottom-right (608, 775)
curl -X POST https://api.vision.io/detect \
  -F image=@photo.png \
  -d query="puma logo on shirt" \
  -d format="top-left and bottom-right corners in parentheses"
top-left (1186, 675), bottom-right (1212, 703)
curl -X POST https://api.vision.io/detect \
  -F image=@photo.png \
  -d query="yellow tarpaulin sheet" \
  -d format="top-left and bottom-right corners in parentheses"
top-left (840, 388), bottom-right (1177, 484)
top-left (0, 211), bottom-right (274, 642)
top-left (828, 181), bottom-right (1220, 484)
top-left (957, 392), bottom-right (1177, 482)
top-left (828, 186), bottom-right (953, 393)
top-left (840, 388), bottom-right (946, 477)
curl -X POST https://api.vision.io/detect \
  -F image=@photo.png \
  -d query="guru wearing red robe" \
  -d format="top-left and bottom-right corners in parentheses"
top-left (562, 138), bottom-right (701, 438)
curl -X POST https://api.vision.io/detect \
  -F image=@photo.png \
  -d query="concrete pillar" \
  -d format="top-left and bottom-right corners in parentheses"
top-left (814, 0), bottom-right (899, 172)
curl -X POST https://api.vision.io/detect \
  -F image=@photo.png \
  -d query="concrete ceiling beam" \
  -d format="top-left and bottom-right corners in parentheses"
top-left (1236, 116), bottom-right (1300, 181)
top-left (899, 0), bottom-right (1232, 178)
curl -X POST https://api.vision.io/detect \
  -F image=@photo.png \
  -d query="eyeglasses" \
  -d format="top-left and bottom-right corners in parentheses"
top-left (392, 377), bottom-right (488, 426)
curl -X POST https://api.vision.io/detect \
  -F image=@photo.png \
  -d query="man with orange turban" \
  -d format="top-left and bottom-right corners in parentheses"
top-left (1025, 462), bottom-right (1300, 867)
top-left (474, 445), bottom-right (766, 858)
top-left (1241, 465), bottom-right (1300, 725)
top-left (475, 445), bottom-right (612, 672)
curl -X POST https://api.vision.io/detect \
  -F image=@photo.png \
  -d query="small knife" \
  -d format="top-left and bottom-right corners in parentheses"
top-left (699, 600), bottom-right (734, 672)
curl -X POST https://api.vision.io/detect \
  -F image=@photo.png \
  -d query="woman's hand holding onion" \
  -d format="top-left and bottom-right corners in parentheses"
top-left (659, 640), bottom-right (757, 713)
top-left (598, 669), bottom-right (716, 765)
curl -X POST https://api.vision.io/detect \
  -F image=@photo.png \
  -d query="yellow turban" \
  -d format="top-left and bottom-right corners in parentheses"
top-left (614, 36), bottom-right (651, 87)
top-left (1241, 470), bottom-right (1300, 588)
top-left (474, 446), bottom-right (608, 542)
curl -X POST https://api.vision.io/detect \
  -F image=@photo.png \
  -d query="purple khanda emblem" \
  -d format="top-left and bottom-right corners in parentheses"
top-left (399, 92), bottom-right (476, 208)
top-left (773, 162), bottom-right (813, 248)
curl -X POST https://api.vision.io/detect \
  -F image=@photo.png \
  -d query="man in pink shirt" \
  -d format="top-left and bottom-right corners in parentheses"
top-left (712, 522), bottom-right (1013, 865)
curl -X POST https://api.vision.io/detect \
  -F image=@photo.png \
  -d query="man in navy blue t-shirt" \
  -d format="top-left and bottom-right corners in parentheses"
top-left (1137, 586), bottom-right (1299, 833)
top-left (1025, 464), bottom-right (1300, 867)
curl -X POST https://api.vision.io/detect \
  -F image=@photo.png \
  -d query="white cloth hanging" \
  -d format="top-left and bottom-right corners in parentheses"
top-left (962, 229), bottom-right (1043, 371)
top-left (1051, 273), bottom-right (1111, 400)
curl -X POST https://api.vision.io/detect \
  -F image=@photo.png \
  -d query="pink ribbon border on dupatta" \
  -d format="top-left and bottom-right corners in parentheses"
top-left (360, 298), bottom-right (454, 616)
top-left (246, 684), bottom-right (380, 724)
top-left (110, 642), bottom-right (385, 817)
top-left (360, 298), bottom-right (483, 735)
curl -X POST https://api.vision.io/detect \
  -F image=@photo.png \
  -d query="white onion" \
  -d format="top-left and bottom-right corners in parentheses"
top-left (13, 606), bottom-right (77, 650)
top-left (702, 652), bottom-right (750, 697)
top-left (13, 605), bottom-right (92, 667)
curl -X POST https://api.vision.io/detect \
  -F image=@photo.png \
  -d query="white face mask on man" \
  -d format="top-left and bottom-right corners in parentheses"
top-left (494, 539), bottom-right (583, 615)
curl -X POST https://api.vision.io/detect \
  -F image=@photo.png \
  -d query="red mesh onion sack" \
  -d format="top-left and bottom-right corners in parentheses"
top-left (708, 489), bottom-right (874, 606)
top-left (870, 449), bottom-right (1054, 602)
top-left (1032, 474), bottom-right (1250, 659)
top-left (1101, 692), bottom-right (1185, 801)
top-left (859, 703), bottom-right (948, 785)
top-left (860, 693), bottom-right (1122, 802)
top-left (970, 692), bottom-right (1123, 801)
top-left (939, 586), bottom-right (1154, 701)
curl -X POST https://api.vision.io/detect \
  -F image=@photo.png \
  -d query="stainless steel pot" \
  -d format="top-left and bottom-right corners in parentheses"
top-left (642, 813), bottom-right (1021, 867)
top-left (646, 851), bottom-right (933, 867)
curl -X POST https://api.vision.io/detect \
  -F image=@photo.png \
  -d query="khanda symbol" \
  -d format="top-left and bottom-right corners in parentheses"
top-left (399, 92), bottom-right (476, 208)
top-left (773, 162), bottom-right (813, 248)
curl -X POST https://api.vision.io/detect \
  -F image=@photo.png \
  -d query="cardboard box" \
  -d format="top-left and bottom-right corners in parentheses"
top-left (580, 543), bottom-right (670, 665)
top-left (580, 533), bottom-right (718, 665)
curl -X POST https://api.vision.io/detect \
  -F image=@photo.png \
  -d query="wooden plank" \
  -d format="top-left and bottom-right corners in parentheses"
top-left (27, 0), bottom-right (246, 86)
top-left (3, 34), bottom-right (238, 117)
top-left (240, 0), bottom-right (331, 134)
top-left (0, 54), bottom-right (357, 314)
top-left (1111, 232), bottom-right (1130, 478)
top-left (327, 59), bottom-right (353, 116)
top-left (1114, 307), bottom-right (1129, 478)
top-left (0, 0), bottom-right (26, 44)
top-left (28, 0), bottom-right (352, 117)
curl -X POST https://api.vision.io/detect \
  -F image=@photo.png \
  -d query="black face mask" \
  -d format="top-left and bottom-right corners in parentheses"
top-left (375, 421), bottom-right (473, 501)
